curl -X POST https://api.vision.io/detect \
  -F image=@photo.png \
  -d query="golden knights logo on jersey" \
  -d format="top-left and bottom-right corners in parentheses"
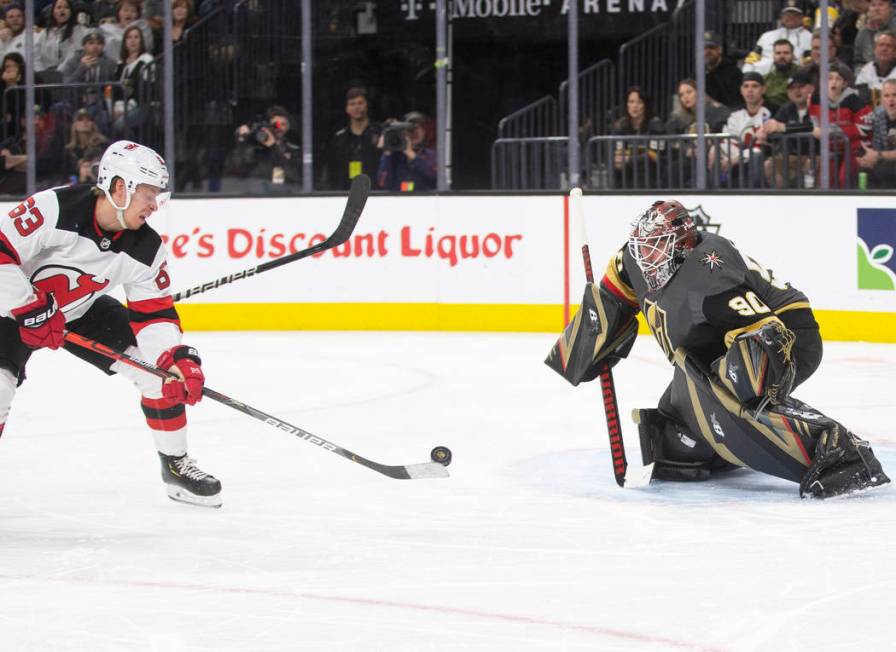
top-left (643, 298), bottom-right (673, 361)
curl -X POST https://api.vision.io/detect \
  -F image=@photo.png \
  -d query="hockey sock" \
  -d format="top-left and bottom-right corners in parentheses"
top-left (141, 396), bottom-right (188, 457)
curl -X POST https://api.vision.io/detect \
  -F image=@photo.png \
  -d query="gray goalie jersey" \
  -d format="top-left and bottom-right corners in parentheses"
top-left (601, 232), bottom-right (815, 366)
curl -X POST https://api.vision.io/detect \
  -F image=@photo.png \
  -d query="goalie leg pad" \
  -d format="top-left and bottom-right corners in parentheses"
top-left (633, 408), bottom-right (722, 481)
top-left (799, 425), bottom-right (891, 499)
top-left (715, 320), bottom-right (796, 407)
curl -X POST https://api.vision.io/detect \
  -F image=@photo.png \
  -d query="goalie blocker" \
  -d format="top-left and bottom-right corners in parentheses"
top-left (545, 282), bottom-right (638, 386)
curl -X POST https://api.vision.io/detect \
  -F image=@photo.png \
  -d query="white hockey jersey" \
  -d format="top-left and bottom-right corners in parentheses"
top-left (0, 185), bottom-right (182, 362)
top-left (722, 106), bottom-right (772, 162)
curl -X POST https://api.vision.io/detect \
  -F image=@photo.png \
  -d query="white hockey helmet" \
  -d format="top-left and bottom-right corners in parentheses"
top-left (96, 140), bottom-right (170, 214)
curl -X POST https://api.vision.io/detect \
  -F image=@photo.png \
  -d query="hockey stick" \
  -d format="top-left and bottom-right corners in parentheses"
top-left (172, 173), bottom-right (371, 302)
top-left (568, 187), bottom-right (652, 488)
top-left (63, 331), bottom-right (449, 480)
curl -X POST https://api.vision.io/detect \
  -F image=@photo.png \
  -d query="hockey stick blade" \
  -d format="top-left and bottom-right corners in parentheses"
top-left (172, 173), bottom-right (371, 301)
top-left (623, 463), bottom-right (654, 488)
top-left (63, 331), bottom-right (449, 481)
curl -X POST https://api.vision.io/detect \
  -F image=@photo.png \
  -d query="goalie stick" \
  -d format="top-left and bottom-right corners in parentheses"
top-left (63, 331), bottom-right (449, 480)
top-left (568, 187), bottom-right (652, 488)
top-left (172, 173), bottom-right (371, 302)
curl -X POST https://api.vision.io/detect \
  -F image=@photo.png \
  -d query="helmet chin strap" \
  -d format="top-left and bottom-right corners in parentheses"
top-left (101, 186), bottom-right (132, 230)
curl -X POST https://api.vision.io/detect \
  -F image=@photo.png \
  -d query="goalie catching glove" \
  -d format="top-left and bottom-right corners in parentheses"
top-left (157, 345), bottom-right (205, 405)
top-left (11, 287), bottom-right (66, 350)
top-left (714, 319), bottom-right (796, 408)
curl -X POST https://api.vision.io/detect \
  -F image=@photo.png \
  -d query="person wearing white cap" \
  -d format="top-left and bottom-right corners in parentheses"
top-left (743, 1), bottom-right (812, 76)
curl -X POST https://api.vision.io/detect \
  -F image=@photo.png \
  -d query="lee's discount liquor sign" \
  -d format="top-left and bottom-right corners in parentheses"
top-left (153, 195), bottom-right (562, 306)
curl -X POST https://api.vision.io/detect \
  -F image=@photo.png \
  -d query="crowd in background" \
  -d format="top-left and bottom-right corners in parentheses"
top-left (0, 0), bottom-right (893, 193)
top-left (606, 0), bottom-right (896, 189)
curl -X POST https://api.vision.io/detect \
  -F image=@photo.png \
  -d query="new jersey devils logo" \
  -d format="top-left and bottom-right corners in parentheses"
top-left (30, 265), bottom-right (109, 314)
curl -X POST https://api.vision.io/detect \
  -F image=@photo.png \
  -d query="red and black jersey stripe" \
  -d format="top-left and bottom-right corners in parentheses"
top-left (141, 397), bottom-right (186, 431)
top-left (128, 296), bottom-right (182, 335)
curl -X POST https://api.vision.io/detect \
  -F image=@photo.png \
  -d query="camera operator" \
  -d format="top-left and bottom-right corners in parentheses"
top-left (231, 105), bottom-right (301, 192)
top-left (375, 111), bottom-right (436, 192)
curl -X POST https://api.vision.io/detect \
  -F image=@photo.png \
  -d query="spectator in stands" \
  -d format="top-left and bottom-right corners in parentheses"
top-left (0, 3), bottom-right (26, 58)
top-left (704, 30), bottom-right (743, 109)
top-left (101, 0), bottom-right (154, 61)
top-left (230, 104), bottom-right (301, 192)
top-left (64, 108), bottom-right (107, 181)
top-left (802, 29), bottom-right (850, 87)
top-left (60, 29), bottom-right (117, 84)
top-left (834, 0), bottom-right (870, 64)
top-left (855, 0), bottom-right (896, 66)
top-left (810, 61), bottom-right (873, 186)
top-left (756, 68), bottom-right (816, 187)
top-left (857, 77), bottom-right (896, 185)
top-left (321, 86), bottom-right (381, 190)
top-left (710, 72), bottom-right (772, 187)
top-left (111, 24), bottom-right (154, 138)
top-left (0, 51), bottom-right (23, 139)
top-left (609, 86), bottom-right (664, 188)
top-left (858, 78), bottom-right (896, 178)
top-left (33, 0), bottom-right (88, 74)
top-left (376, 111), bottom-right (436, 192)
top-left (150, 0), bottom-right (196, 54)
top-left (664, 78), bottom-right (731, 135)
top-left (764, 39), bottom-right (800, 113)
top-left (743, 1), bottom-right (812, 76)
top-left (0, 105), bottom-right (65, 193)
top-left (856, 30), bottom-right (896, 105)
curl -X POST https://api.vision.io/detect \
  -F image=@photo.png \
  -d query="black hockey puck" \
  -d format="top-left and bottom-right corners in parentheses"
top-left (431, 446), bottom-right (452, 466)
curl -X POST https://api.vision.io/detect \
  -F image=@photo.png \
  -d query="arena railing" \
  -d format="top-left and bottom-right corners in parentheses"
top-left (584, 132), bottom-right (855, 191)
top-left (491, 137), bottom-right (569, 190)
top-left (558, 59), bottom-right (617, 139)
top-left (618, 23), bottom-right (674, 122)
top-left (496, 96), bottom-right (561, 140)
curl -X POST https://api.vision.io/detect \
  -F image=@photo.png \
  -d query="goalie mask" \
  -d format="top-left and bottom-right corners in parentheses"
top-left (628, 200), bottom-right (697, 291)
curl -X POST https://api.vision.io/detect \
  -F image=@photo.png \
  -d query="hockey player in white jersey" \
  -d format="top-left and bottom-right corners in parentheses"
top-left (0, 140), bottom-right (222, 507)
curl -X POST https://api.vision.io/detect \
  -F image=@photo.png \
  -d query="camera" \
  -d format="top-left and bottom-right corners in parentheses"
top-left (248, 122), bottom-right (273, 145)
top-left (382, 121), bottom-right (414, 152)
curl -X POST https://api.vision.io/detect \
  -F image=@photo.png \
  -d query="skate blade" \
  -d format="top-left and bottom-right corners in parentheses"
top-left (166, 484), bottom-right (223, 508)
top-left (624, 463), bottom-right (655, 488)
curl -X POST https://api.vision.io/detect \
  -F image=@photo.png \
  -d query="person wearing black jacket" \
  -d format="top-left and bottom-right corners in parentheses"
top-left (756, 68), bottom-right (815, 187)
top-left (321, 87), bottom-right (381, 190)
top-left (705, 30), bottom-right (744, 109)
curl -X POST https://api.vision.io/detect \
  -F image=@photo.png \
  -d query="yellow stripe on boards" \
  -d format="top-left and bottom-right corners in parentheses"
top-left (177, 303), bottom-right (567, 333)
top-left (177, 303), bottom-right (896, 342)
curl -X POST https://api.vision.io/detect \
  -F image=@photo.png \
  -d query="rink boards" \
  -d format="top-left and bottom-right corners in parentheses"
top-left (7, 193), bottom-right (896, 341)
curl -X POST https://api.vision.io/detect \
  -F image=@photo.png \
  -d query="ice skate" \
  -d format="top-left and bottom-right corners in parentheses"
top-left (159, 453), bottom-right (222, 508)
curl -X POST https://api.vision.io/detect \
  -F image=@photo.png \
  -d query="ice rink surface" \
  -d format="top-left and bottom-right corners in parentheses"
top-left (1, 331), bottom-right (894, 651)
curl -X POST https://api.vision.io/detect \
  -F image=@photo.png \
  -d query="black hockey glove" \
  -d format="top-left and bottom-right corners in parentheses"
top-left (715, 320), bottom-right (796, 408)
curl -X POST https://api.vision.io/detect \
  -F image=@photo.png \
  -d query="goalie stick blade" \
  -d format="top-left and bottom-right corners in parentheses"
top-left (623, 463), bottom-right (655, 488)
